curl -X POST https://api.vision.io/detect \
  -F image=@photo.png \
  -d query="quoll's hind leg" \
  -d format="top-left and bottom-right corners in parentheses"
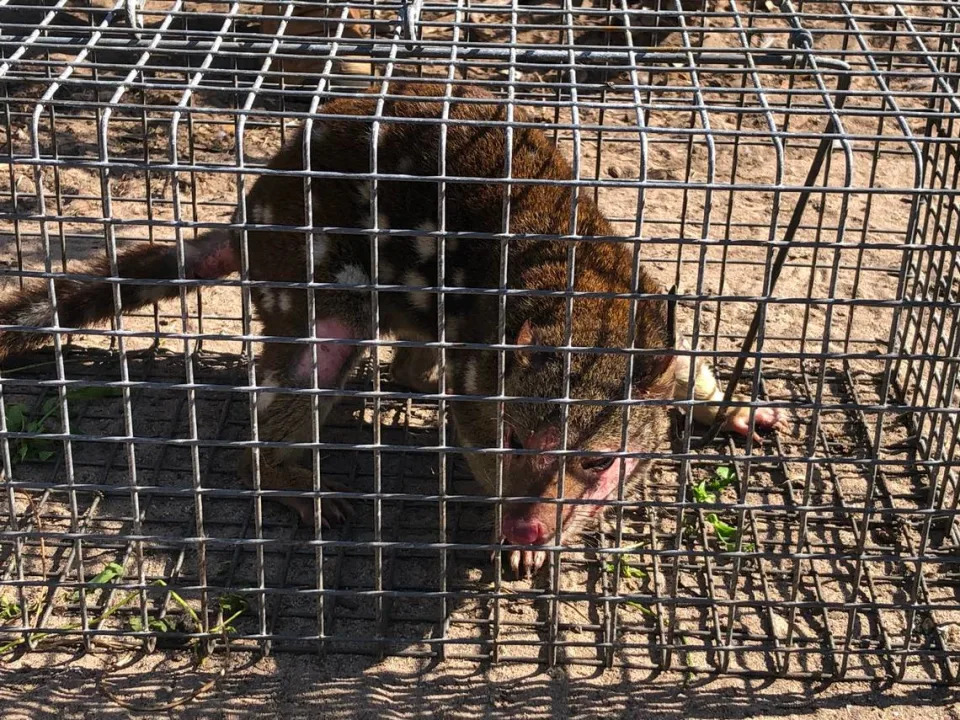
top-left (242, 317), bottom-right (364, 527)
top-left (675, 337), bottom-right (787, 442)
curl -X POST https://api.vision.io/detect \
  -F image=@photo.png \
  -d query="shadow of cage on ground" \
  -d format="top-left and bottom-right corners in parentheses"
top-left (0, 347), bottom-right (956, 686)
top-left (1, 650), bottom-right (960, 719)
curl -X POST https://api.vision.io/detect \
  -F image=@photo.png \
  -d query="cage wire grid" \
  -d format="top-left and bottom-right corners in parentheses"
top-left (0, 0), bottom-right (956, 684)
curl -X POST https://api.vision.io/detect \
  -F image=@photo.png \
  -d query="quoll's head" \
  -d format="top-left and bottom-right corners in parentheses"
top-left (497, 292), bottom-right (676, 549)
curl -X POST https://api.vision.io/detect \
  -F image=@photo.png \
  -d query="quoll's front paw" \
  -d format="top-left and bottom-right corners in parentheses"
top-left (508, 549), bottom-right (548, 579)
top-left (723, 406), bottom-right (788, 443)
top-left (280, 469), bottom-right (354, 528)
top-left (241, 452), bottom-right (354, 528)
top-left (491, 521), bottom-right (550, 578)
top-left (489, 528), bottom-right (548, 579)
top-left (278, 493), bottom-right (352, 528)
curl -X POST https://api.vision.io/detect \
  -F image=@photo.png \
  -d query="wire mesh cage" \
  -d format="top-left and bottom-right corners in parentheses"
top-left (0, 0), bottom-right (957, 686)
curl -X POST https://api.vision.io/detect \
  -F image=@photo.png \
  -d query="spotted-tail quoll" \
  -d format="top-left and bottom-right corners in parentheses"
top-left (0, 82), bottom-right (784, 576)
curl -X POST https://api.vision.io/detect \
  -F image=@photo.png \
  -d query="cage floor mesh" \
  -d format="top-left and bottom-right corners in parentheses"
top-left (1, 348), bottom-right (956, 682)
top-left (0, 0), bottom-right (959, 691)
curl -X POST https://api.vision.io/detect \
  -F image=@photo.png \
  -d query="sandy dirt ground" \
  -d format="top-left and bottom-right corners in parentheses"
top-left (0, 0), bottom-right (958, 715)
top-left (3, 649), bottom-right (960, 719)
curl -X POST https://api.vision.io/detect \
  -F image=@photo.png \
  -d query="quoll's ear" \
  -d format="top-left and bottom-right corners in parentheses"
top-left (517, 319), bottom-right (536, 348)
top-left (515, 319), bottom-right (545, 368)
top-left (632, 285), bottom-right (677, 397)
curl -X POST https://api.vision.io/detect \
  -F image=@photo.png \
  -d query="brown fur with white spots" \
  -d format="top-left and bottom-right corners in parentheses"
top-left (0, 83), bottom-right (783, 576)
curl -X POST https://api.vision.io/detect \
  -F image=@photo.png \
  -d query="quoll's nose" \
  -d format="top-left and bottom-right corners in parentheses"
top-left (502, 516), bottom-right (548, 546)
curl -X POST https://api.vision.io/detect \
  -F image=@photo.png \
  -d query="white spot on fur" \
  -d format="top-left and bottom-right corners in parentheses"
top-left (356, 182), bottom-right (371, 205)
top-left (463, 358), bottom-right (479, 395)
top-left (259, 201), bottom-right (273, 226)
top-left (402, 270), bottom-right (425, 288)
top-left (394, 156), bottom-right (414, 174)
top-left (258, 372), bottom-right (279, 412)
top-left (402, 270), bottom-right (430, 310)
top-left (414, 221), bottom-right (438, 263)
top-left (277, 291), bottom-right (292, 314)
top-left (337, 264), bottom-right (369, 287)
top-left (414, 235), bottom-right (435, 263)
top-left (452, 269), bottom-right (466, 287)
top-left (247, 199), bottom-right (272, 226)
top-left (259, 288), bottom-right (276, 313)
top-left (312, 233), bottom-right (329, 263)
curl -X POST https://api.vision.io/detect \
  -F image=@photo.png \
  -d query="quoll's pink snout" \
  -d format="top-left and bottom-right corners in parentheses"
top-left (501, 515), bottom-right (548, 546)
top-left (500, 425), bottom-right (560, 546)
top-left (499, 424), bottom-right (646, 548)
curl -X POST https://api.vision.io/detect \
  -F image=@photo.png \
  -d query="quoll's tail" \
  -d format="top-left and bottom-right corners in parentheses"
top-left (0, 230), bottom-right (237, 362)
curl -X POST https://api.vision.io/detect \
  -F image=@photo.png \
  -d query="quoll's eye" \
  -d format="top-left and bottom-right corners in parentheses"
top-left (580, 455), bottom-right (615, 473)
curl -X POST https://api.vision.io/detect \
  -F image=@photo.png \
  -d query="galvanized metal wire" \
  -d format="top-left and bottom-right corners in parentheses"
top-left (0, 0), bottom-right (958, 684)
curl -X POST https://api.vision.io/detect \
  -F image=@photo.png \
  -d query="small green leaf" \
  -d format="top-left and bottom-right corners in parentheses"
top-left (712, 465), bottom-right (735, 485)
top-left (0, 595), bottom-right (22, 620)
top-left (71, 562), bottom-right (125, 602)
top-left (705, 513), bottom-right (748, 550)
top-left (41, 397), bottom-right (59, 415)
top-left (25, 419), bottom-right (45, 434)
top-left (218, 593), bottom-right (248, 617)
top-left (5, 404), bottom-right (26, 432)
top-left (129, 616), bottom-right (171, 633)
top-left (706, 513), bottom-right (737, 538)
top-left (622, 565), bottom-right (647, 580)
top-left (715, 522), bottom-right (737, 540)
top-left (627, 600), bottom-right (657, 617)
top-left (691, 480), bottom-right (716, 505)
top-left (36, 450), bottom-right (54, 461)
top-left (90, 563), bottom-right (125, 586)
top-left (603, 547), bottom-right (648, 583)
top-left (705, 466), bottom-right (736, 497)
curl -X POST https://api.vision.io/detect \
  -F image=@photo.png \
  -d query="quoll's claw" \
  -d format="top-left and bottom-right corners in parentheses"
top-left (318, 500), bottom-right (348, 529)
top-left (274, 468), bottom-right (354, 529)
top-left (490, 527), bottom-right (503, 565)
top-left (278, 494), bottom-right (352, 528)
top-left (321, 497), bottom-right (353, 528)
top-left (723, 406), bottom-right (787, 443)
top-left (509, 549), bottom-right (521, 577)
top-left (280, 496), bottom-right (315, 526)
top-left (507, 549), bottom-right (547, 578)
top-left (528, 550), bottom-right (547, 577)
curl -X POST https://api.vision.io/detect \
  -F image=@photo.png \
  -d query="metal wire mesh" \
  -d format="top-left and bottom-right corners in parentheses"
top-left (0, 0), bottom-right (957, 684)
